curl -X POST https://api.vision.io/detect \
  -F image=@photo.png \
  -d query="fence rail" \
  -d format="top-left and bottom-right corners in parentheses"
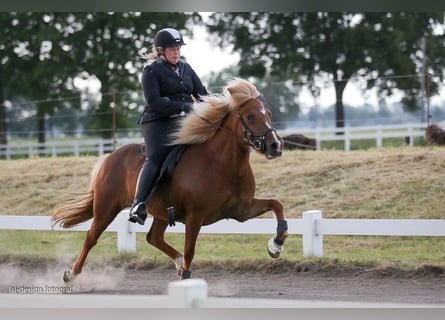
top-left (280, 121), bottom-right (441, 151)
top-left (2, 121), bottom-right (443, 158)
top-left (0, 137), bottom-right (142, 159)
top-left (1, 210), bottom-right (445, 257)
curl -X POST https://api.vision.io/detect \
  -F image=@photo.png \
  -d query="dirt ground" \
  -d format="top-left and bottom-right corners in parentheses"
top-left (1, 258), bottom-right (445, 305)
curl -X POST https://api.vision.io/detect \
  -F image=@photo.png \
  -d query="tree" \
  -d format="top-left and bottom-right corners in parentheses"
top-left (65, 12), bottom-right (200, 139)
top-left (206, 12), bottom-right (445, 130)
top-left (0, 13), bottom-right (14, 149)
top-left (0, 12), bottom-right (85, 152)
top-left (0, 12), bottom-right (201, 150)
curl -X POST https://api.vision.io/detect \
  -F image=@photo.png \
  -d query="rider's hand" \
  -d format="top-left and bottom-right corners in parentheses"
top-left (181, 103), bottom-right (193, 114)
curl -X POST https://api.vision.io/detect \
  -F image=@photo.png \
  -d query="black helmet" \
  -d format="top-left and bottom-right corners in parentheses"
top-left (154, 28), bottom-right (186, 48)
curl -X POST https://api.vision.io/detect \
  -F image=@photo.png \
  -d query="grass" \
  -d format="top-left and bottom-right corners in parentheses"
top-left (1, 146), bottom-right (445, 269)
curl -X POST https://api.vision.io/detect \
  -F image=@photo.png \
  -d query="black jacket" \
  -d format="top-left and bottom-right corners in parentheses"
top-left (139, 58), bottom-right (208, 123)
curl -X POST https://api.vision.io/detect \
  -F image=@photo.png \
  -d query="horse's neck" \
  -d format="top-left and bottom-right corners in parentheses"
top-left (209, 114), bottom-right (251, 165)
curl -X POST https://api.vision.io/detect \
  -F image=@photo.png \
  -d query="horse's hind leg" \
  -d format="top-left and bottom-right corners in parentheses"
top-left (63, 208), bottom-right (120, 283)
top-left (146, 217), bottom-right (184, 275)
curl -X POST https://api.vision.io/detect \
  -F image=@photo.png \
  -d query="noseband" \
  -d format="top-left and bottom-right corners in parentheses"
top-left (237, 98), bottom-right (277, 152)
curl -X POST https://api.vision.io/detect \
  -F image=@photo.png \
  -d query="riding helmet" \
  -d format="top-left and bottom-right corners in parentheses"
top-left (154, 28), bottom-right (186, 48)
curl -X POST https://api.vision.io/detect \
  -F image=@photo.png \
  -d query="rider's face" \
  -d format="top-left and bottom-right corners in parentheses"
top-left (164, 46), bottom-right (181, 65)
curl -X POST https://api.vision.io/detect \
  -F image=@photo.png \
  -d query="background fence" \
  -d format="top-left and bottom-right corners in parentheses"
top-left (1, 121), bottom-right (442, 159)
top-left (1, 210), bottom-right (445, 257)
top-left (284, 121), bottom-right (434, 151)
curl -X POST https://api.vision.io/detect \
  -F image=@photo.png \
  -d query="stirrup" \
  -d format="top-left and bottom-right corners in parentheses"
top-left (167, 206), bottom-right (176, 227)
top-left (128, 202), bottom-right (147, 225)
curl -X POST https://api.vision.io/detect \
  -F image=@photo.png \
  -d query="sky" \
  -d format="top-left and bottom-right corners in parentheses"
top-left (182, 27), bottom-right (383, 111)
top-left (181, 13), bottom-right (444, 113)
top-left (76, 14), bottom-right (443, 113)
top-left (183, 27), bottom-right (443, 113)
top-left (182, 24), bottom-right (239, 79)
top-left (181, 18), bottom-right (405, 111)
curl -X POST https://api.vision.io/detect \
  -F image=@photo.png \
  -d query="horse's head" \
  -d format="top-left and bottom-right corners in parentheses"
top-left (225, 78), bottom-right (283, 160)
top-left (235, 96), bottom-right (283, 159)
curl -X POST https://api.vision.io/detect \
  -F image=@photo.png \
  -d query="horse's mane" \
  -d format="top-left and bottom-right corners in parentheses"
top-left (170, 78), bottom-right (260, 145)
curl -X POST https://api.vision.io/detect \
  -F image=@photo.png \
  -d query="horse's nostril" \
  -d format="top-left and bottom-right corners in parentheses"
top-left (271, 142), bottom-right (278, 150)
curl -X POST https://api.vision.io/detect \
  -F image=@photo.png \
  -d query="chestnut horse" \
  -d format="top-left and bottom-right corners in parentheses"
top-left (52, 78), bottom-right (288, 281)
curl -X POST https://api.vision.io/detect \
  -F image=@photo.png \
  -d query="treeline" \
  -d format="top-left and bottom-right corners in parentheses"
top-left (2, 12), bottom-right (445, 145)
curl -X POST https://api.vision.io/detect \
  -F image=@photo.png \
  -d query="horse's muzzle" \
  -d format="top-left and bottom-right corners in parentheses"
top-left (264, 132), bottom-right (283, 159)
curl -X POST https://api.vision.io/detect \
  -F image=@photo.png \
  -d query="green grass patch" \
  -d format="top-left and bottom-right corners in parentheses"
top-left (2, 229), bottom-right (445, 269)
top-left (323, 236), bottom-right (445, 268)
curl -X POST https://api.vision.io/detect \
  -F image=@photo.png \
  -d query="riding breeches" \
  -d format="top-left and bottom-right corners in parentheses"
top-left (133, 118), bottom-right (182, 203)
top-left (141, 118), bottom-right (181, 167)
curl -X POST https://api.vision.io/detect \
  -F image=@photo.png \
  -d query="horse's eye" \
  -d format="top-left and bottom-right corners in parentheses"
top-left (247, 114), bottom-right (255, 121)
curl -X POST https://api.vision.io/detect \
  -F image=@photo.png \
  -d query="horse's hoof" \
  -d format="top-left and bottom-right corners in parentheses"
top-left (63, 269), bottom-right (76, 283)
top-left (268, 249), bottom-right (281, 259)
top-left (267, 237), bottom-right (283, 259)
top-left (181, 270), bottom-right (192, 280)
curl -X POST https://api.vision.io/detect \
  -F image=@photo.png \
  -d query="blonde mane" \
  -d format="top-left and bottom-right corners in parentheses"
top-left (170, 78), bottom-right (260, 145)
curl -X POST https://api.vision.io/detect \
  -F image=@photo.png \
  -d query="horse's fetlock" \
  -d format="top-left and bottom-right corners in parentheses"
top-left (276, 220), bottom-right (288, 237)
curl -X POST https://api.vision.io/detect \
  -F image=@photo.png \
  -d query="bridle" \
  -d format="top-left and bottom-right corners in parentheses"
top-left (237, 97), bottom-right (277, 152)
top-left (197, 96), bottom-right (278, 152)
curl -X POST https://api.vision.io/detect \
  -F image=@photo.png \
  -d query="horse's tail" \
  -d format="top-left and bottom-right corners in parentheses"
top-left (51, 155), bottom-right (108, 228)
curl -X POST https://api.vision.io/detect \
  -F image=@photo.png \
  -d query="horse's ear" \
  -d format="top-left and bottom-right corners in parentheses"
top-left (226, 77), bottom-right (245, 97)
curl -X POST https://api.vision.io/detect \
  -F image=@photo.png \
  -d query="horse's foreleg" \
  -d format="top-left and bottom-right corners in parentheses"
top-left (265, 198), bottom-right (288, 258)
top-left (181, 219), bottom-right (202, 280)
top-left (146, 217), bottom-right (184, 274)
top-left (256, 198), bottom-right (288, 258)
top-left (235, 198), bottom-right (288, 258)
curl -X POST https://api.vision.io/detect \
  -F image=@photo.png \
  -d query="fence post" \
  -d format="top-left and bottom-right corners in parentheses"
top-left (168, 279), bottom-right (208, 307)
top-left (98, 140), bottom-right (104, 156)
top-left (4, 145), bottom-right (11, 160)
top-left (315, 129), bottom-right (321, 150)
top-left (376, 126), bottom-right (382, 148)
top-left (408, 125), bottom-right (414, 146)
top-left (74, 141), bottom-right (80, 157)
top-left (116, 212), bottom-right (136, 253)
top-left (302, 210), bottom-right (323, 257)
top-left (344, 127), bottom-right (350, 152)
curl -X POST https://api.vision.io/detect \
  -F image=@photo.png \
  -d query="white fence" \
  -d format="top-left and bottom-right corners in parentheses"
top-left (1, 210), bottom-right (445, 257)
top-left (280, 121), bottom-right (438, 151)
top-left (0, 137), bottom-right (141, 159)
top-left (1, 122), bottom-right (440, 158)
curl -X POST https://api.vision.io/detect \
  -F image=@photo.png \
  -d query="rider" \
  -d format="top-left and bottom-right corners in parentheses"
top-left (128, 27), bottom-right (209, 225)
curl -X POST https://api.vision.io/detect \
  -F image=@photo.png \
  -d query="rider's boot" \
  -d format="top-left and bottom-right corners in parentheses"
top-left (128, 159), bottom-right (159, 225)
